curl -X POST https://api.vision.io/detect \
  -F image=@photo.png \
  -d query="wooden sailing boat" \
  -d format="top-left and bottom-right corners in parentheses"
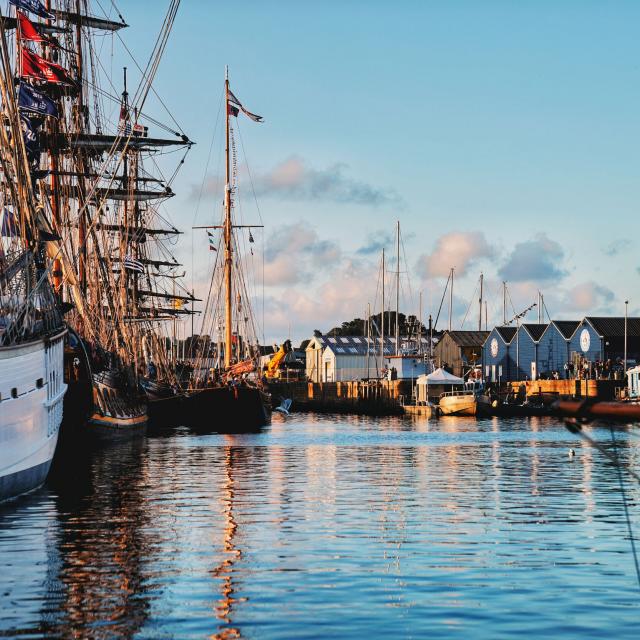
top-left (187, 68), bottom-right (270, 431)
top-left (0, 4), bottom-right (67, 498)
top-left (8, 0), bottom-right (195, 437)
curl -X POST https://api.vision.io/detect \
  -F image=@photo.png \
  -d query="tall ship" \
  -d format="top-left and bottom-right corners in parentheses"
top-left (0, 0), bottom-right (194, 437)
top-left (0, 1), bottom-right (67, 499)
top-left (188, 69), bottom-right (270, 430)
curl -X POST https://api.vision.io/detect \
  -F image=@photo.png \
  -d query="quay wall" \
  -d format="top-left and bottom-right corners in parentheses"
top-left (267, 380), bottom-right (410, 415)
top-left (508, 379), bottom-right (626, 401)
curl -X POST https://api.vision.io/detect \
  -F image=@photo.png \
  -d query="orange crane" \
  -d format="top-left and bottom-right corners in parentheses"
top-left (265, 340), bottom-right (292, 378)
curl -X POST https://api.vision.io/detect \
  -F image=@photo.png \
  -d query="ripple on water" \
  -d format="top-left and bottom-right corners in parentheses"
top-left (0, 414), bottom-right (638, 639)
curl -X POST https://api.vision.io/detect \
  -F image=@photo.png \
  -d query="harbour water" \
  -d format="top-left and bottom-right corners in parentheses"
top-left (1, 415), bottom-right (639, 638)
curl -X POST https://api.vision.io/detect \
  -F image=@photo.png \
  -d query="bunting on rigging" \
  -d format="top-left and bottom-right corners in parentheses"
top-left (21, 49), bottom-right (74, 85)
top-left (123, 255), bottom-right (144, 273)
top-left (18, 82), bottom-right (58, 118)
top-left (228, 89), bottom-right (263, 123)
top-left (9, 0), bottom-right (55, 21)
top-left (16, 11), bottom-right (54, 44)
top-left (1, 209), bottom-right (19, 237)
top-left (207, 231), bottom-right (217, 251)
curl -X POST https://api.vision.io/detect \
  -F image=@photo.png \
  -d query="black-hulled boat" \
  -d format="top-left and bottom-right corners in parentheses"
top-left (187, 69), bottom-right (270, 432)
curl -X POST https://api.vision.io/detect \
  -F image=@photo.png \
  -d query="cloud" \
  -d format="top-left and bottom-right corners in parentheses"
top-left (498, 233), bottom-right (567, 282)
top-left (562, 281), bottom-right (614, 312)
top-left (356, 230), bottom-right (393, 255)
top-left (194, 156), bottom-right (402, 208)
top-left (416, 231), bottom-right (494, 278)
top-left (603, 239), bottom-right (632, 257)
top-left (261, 222), bottom-right (341, 286)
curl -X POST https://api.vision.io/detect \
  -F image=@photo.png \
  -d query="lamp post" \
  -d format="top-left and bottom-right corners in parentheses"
top-left (624, 300), bottom-right (629, 377)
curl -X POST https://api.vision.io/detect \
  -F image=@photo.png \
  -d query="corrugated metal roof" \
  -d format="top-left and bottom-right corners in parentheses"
top-left (585, 317), bottom-right (640, 338)
top-left (314, 335), bottom-right (431, 357)
top-left (522, 323), bottom-right (548, 342)
top-left (495, 326), bottom-right (517, 343)
top-left (445, 330), bottom-right (490, 347)
top-left (552, 320), bottom-right (580, 340)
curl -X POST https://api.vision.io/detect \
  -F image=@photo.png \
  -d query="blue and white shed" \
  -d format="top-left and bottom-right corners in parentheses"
top-left (513, 324), bottom-right (548, 380)
top-left (483, 326), bottom-right (517, 382)
top-left (532, 320), bottom-right (580, 377)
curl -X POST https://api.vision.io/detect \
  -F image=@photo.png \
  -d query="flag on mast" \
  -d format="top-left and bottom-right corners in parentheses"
top-left (228, 89), bottom-right (263, 123)
top-left (123, 255), bottom-right (144, 273)
top-left (9, 0), bottom-right (55, 21)
top-left (21, 49), bottom-right (74, 85)
top-left (18, 83), bottom-right (58, 118)
top-left (16, 11), bottom-right (54, 44)
top-left (207, 231), bottom-right (217, 251)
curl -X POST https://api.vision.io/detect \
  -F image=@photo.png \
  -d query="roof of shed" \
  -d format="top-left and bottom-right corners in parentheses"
top-left (552, 320), bottom-right (580, 340)
top-left (495, 326), bottom-right (517, 343)
top-left (522, 323), bottom-right (548, 342)
top-left (444, 330), bottom-right (490, 347)
top-left (585, 317), bottom-right (640, 338)
top-left (310, 334), bottom-right (432, 356)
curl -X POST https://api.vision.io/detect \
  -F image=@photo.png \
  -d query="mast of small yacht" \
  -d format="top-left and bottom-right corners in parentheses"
top-left (395, 220), bottom-right (400, 356)
top-left (224, 66), bottom-right (233, 368)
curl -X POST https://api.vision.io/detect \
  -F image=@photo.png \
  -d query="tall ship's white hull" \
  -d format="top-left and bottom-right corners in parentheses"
top-left (0, 331), bottom-right (67, 501)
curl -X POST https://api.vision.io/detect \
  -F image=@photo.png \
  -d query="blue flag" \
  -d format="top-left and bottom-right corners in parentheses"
top-left (1, 209), bottom-right (19, 237)
top-left (18, 83), bottom-right (58, 119)
top-left (20, 114), bottom-right (40, 165)
top-left (9, 0), bottom-right (55, 21)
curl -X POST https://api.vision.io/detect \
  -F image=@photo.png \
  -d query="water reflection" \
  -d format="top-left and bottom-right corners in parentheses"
top-left (45, 440), bottom-right (153, 638)
top-left (210, 446), bottom-right (243, 639)
top-left (0, 415), bottom-right (639, 639)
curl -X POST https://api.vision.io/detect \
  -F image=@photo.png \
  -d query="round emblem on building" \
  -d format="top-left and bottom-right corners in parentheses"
top-left (580, 329), bottom-right (591, 353)
top-left (490, 338), bottom-right (499, 358)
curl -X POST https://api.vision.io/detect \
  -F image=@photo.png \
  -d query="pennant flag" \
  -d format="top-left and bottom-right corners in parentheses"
top-left (9, 0), bottom-right (55, 21)
top-left (1, 209), bottom-right (19, 237)
top-left (123, 255), bottom-right (144, 273)
top-left (18, 82), bottom-right (58, 118)
top-left (227, 103), bottom-right (239, 117)
top-left (228, 88), bottom-right (263, 123)
top-left (207, 231), bottom-right (217, 251)
top-left (17, 11), bottom-right (52, 44)
top-left (21, 49), bottom-right (73, 85)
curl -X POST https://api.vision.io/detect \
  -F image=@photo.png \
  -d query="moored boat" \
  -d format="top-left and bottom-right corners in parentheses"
top-left (0, 330), bottom-right (67, 500)
top-left (188, 69), bottom-right (270, 431)
top-left (439, 382), bottom-right (492, 417)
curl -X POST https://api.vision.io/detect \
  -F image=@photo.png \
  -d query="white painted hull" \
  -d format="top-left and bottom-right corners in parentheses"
top-left (0, 332), bottom-right (67, 501)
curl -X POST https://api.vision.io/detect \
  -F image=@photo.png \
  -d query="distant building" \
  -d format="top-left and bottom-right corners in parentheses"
top-left (305, 335), bottom-right (432, 382)
top-left (483, 326), bottom-right (517, 382)
top-left (433, 330), bottom-right (489, 378)
top-left (570, 317), bottom-right (640, 363)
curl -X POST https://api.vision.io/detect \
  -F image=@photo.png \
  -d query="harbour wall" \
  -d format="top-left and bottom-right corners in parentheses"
top-left (267, 380), bottom-right (411, 415)
top-left (508, 379), bottom-right (626, 401)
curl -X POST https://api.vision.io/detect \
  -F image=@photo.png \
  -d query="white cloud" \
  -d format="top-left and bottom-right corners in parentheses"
top-left (416, 231), bottom-right (494, 279)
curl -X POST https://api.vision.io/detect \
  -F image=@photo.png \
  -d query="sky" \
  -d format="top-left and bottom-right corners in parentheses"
top-left (97, 0), bottom-right (640, 344)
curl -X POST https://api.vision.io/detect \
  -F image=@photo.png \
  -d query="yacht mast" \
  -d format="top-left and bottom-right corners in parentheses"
top-left (380, 248), bottom-right (385, 370)
top-left (224, 66), bottom-right (233, 368)
top-left (395, 220), bottom-right (400, 355)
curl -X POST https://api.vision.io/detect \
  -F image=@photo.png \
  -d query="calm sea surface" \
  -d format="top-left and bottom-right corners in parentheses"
top-left (1, 414), bottom-right (639, 639)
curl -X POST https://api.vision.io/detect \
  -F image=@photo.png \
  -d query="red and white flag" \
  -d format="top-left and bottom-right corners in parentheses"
top-left (21, 49), bottom-right (73, 85)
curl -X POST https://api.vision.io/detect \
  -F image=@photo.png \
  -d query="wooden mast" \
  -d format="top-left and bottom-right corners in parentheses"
top-left (224, 66), bottom-right (233, 368)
